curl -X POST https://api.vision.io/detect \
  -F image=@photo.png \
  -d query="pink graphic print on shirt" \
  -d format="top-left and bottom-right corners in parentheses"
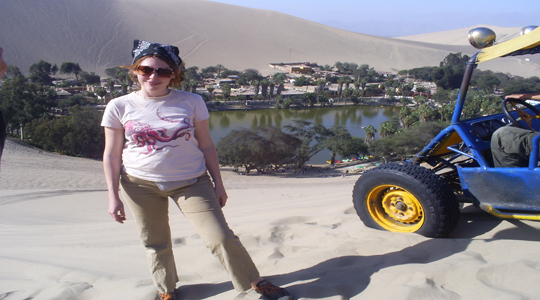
top-left (125, 109), bottom-right (193, 155)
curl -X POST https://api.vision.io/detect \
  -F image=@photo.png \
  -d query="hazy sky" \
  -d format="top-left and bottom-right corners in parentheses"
top-left (208, 0), bottom-right (539, 37)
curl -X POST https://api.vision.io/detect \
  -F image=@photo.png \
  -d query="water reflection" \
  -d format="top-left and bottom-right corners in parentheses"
top-left (209, 106), bottom-right (398, 164)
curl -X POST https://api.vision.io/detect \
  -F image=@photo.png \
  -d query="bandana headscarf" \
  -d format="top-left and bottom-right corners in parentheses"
top-left (131, 40), bottom-right (182, 67)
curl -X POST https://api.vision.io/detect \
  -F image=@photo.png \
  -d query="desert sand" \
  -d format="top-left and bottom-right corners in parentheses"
top-left (2, 138), bottom-right (540, 300)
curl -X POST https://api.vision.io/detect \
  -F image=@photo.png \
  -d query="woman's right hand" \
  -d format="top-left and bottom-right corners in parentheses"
top-left (109, 197), bottom-right (126, 223)
top-left (103, 126), bottom-right (127, 224)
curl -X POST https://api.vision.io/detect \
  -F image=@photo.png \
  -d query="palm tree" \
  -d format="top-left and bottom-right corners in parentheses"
top-left (269, 81), bottom-right (275, 99)
top-left (251, 80), bottom-right (260, 99)
top-left (417, 104), bottom-right (434, 122)
top-left (337, 77), bottom-right (345, 97)
top-left (315, 79), bottom-right (327, 94)
top-left (359, 78), bottom-right (368, 97)
top-left (399, 107), bottom-right (411, 128)
top-left (344, 77), bottom-right (352, 91)
top-left (378, 121), bottom-right (397, 138)
top-left (363, 125), bottom-right (377, 146)
top-left (273, 73), bottom-right (287, 96)
top-left (353, 79), bottom-right (361, 95)
top-left (207, 86), bottom-right (215, 100)
top-left (438, 103), bottom-right (455, 122)
top-left (189, 80), bottom-right (198, 93)
top-left (342, 87), bottom-right (354, 106)
top-left (403, 115), bottom-right (418, 128)
top-left (260, 78), bottom-right (269, 100)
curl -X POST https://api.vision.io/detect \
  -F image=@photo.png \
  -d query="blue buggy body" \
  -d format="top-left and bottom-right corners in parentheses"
top-left (352, 26), bottom-right (540, 237)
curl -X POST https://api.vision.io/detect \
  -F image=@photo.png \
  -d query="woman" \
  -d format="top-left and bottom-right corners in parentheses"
top-left (102, 40), bottom-right (292, 300)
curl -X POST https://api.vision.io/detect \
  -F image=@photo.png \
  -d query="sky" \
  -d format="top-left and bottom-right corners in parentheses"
top-left (208, 0), bottom-right (539, 37)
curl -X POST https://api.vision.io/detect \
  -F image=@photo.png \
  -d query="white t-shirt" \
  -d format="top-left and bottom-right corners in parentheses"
top-left (101, 89), bottom-right (210, 182)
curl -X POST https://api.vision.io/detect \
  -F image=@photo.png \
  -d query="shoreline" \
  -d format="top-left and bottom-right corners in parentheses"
top-left (206, 97), bottom-right (403, 111)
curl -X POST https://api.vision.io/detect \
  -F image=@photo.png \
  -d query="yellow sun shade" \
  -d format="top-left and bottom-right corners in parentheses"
top-left (476, 27), bottom-right (540, 63)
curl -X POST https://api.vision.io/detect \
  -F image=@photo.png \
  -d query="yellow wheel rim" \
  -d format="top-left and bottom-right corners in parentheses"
top-left (366, 185), bottom-right (425, 233)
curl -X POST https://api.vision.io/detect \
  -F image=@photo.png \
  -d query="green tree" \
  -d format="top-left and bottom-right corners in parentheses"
top-left (294, 75), bottom-right (309, 86)
top-left (201, 66), bottom-right (218, 78)
top-left (95, 87), bottom-right (108, 102)
top-left (26, 116), bottom-right (69, 153)
top-left (26, 106), bottom-right (105, 158)
top-left (79, 71), bottom-right (101, 85)
top-left (370, 122), bottom-right (449, 160)
top-left (324, 125), bottom-right (368, 164)
top-left (3, 65), bottom-right (23, 79)
top-left (301, 92), bottom-right (317, 107)
top-left (221, 83), bottom-right (231, 104)
top-left (0, 73), bottom-right (56, 135)
top-left (58, 94), bottom-right (85, 108)
top-left (62, 106), bottom-right (105, 158)
top-left (184, 66), bottom-right (200, 82)
top-left (258, 126), bottom-right (301, 167)
top-left (216, 64), bottom-right (225, 77)
top-left (28, 60), bottom-right (55, 86)
top-left (284, 120), bottom-right (331, 169)
top-left (475, 74), bottom-right (501, 93)
top-left (105, 66), bottom-right (132, 93)
top-left (239, 69), bottom-right (262, 83)
top-left (216, 126), bottom-right (300, 174)
top-left (60, 62), bottom-right (82, 81)
top-left (432, 53), bottom-right (470, 90)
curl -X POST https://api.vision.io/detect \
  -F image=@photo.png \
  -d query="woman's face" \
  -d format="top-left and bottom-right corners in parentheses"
top-left (136, 56), bottom-right (175, 97)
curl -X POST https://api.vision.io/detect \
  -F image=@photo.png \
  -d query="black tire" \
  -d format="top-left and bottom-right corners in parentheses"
top-left (352, 162), bottom-right (460, 238)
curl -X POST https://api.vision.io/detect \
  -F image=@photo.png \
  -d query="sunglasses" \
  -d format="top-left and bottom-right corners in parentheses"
top-left (136, 66), bottom-right (174, 78)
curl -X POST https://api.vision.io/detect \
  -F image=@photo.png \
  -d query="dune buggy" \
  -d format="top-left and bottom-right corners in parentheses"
top-left (352, 26), bottom-right (540, 237)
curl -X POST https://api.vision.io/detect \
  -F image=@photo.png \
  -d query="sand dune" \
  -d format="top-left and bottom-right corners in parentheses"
top-left (2, 138), bottom-right (540, 299)
top-left (1, 0), bottom-right (538, 78)
top-left (395, 25), bottom-right (524, 46)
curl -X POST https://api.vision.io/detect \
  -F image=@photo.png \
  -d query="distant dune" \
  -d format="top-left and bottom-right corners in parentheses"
top-left (1, 0), bottom-right (538, 77)
top-left (395, 25), bottom-right (524, 46)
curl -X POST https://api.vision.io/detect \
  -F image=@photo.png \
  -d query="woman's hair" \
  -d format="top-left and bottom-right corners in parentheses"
top-left (125, 54), bottom-right (185, 88)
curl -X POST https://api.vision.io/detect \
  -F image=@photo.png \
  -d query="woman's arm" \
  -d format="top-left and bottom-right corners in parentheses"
top-left (103, 126), bottom-right (127, 223)
top-left (194, 118), bottom-right (228, 207)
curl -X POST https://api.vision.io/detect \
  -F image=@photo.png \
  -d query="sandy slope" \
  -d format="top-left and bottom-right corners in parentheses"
top-left (395, 25), bottom-right (524, 46)
top-left (2, 139), bottom-right (540, 300)
top-left (1, 0), bottom-right (538, 78)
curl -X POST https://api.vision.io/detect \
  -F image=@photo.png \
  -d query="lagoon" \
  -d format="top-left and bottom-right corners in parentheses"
top-left (208, 105), bottom-right (398, 164)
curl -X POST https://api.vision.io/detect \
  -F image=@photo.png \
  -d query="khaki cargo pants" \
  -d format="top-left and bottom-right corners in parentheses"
top-left (120, 171), bottom-right (260, 293)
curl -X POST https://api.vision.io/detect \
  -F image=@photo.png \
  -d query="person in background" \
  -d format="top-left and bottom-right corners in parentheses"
top-left (491, 93), bottom-right (540, 168)
top-left (101, 40), bottom-right (292, 300)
